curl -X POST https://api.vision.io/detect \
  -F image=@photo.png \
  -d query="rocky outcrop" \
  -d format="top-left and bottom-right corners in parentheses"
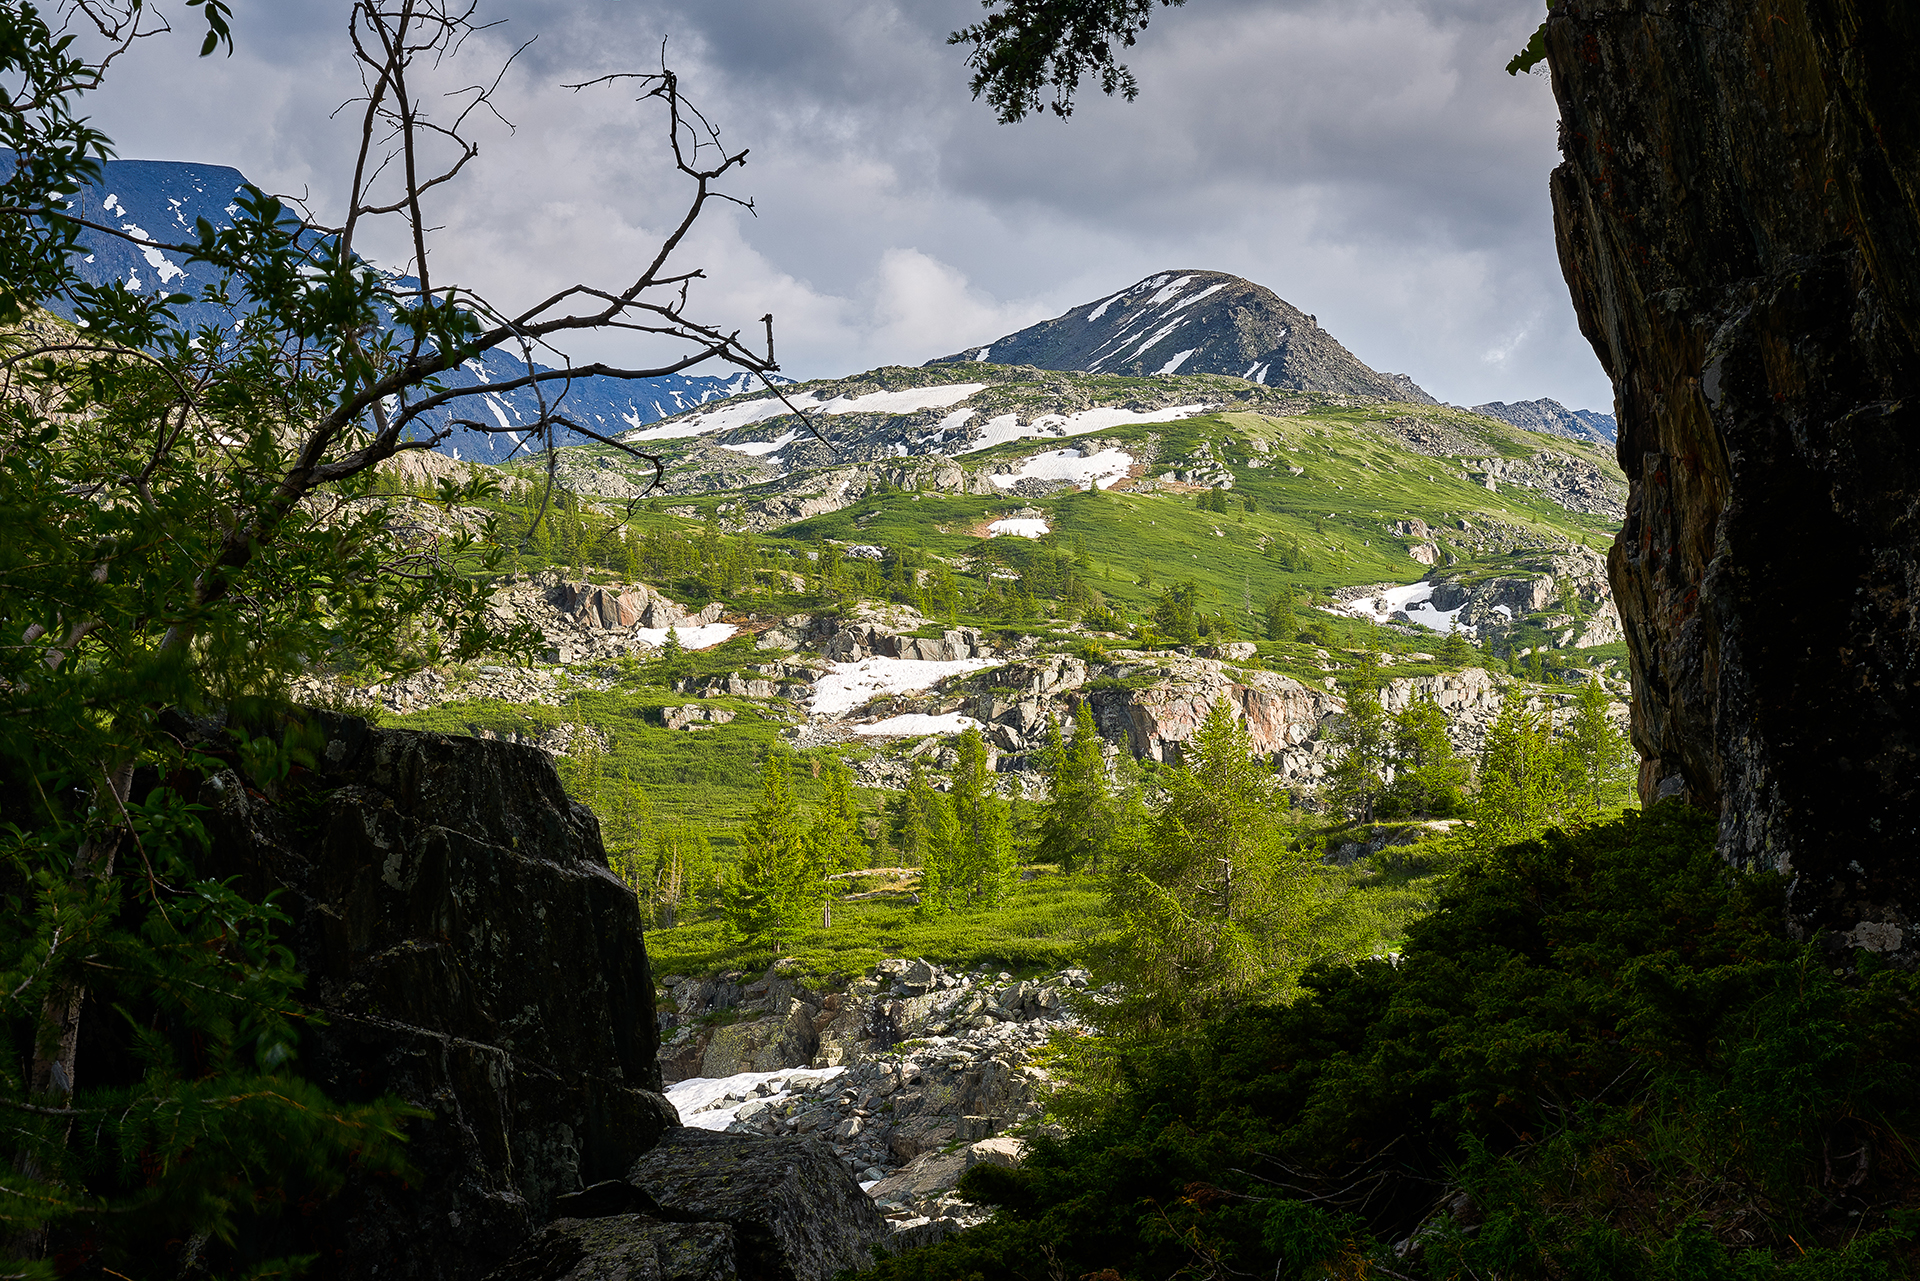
top-left (1088, 659), bottom-right (1337, 772)
top-left (757, 604), bottom-right (989, 665)
top-left (1546, 0), bottom-right (1920, 957)
top-left (1457, 451), bottom-right (1624, 518)
top-left (185, 715), bottom-right (676, 1279)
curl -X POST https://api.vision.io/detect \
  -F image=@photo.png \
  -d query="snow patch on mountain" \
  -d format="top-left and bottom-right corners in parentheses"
top-left (1325, 582), bottom-right (1468, 634)
top-left (811, 656), bottom-right (996, 719)
top-left (852, 712), bottom-right (983, 737)
top-left (990, 447), bottom-right (1134, 491)
top-left (960, 403), bottom-right (1210, 453)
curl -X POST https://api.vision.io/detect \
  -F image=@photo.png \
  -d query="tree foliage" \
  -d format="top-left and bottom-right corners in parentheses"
top-left (1098, 701), bottom-right (1333, 1035)
top-left (1034, 700), bottom-right (1125, 875)
top-left (0, 1), bottom-right (783, 1267)
top-left (947, 0), bottom-right (1188, 123)
top-left (924, 728), bottom-right (1015, 911)
top-left (721, 752), bottom-right (814, 955)
top-left (865, 804), bottom-right (1920, 1281)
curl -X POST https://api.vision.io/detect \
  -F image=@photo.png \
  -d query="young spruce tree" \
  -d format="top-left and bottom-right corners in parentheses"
top-left (722, 752), bottom-right (813, 955)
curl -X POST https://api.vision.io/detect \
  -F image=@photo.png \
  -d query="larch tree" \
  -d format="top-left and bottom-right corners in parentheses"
top-left (1036, 699), bottom-right (1116, 874)
top-left (721, 752), bottom-right (815, 956)
top-left (926, 727), bottom-right (1014, 910)
top-left (1100, 700), bottom-right (1331, 1037)
top-left (1326, 646), bottom-right (1389, 823)
top-left (805, 754), bottom-right (866, 928)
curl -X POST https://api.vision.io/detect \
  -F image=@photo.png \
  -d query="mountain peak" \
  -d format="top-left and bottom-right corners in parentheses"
top-left (930, 270), bottom-right (1436, 404)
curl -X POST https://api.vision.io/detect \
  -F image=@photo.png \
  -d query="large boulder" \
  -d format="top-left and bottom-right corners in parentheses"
top-left (627, 1130), bottom-right (887, 1281)
top-left (485, 1216), bottom-right (738, 1281)
top-left (192, 715), bottom-right (675, 1279)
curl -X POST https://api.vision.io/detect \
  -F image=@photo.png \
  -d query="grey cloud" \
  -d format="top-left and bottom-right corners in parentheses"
top-left (66, 0), bottom-right (1609, 409)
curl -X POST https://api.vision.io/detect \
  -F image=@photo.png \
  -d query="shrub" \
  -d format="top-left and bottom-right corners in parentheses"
top-left (858, 803), bottom-right (1920, 1280)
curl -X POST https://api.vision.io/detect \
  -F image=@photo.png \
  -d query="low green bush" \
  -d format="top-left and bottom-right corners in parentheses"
top-left (858, 803), bottom-right (1920, 1280)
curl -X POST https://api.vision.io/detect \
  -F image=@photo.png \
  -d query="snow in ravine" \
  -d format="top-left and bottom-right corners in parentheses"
top-left (1325, 582), bottom-right (1468, 634)
top-left (720, 429), bottom-right (799, 457)
top-left (987, 518), bottom-right (1051, 538)
top-left (619, 384), bottom-right (988, 446)
top-left (814, 384), bottom-right (986, 416)
top-left (990, 447), bottom-right (1135, 492)
top-left (666, 1067), bottom-right (846, 1133)
top-left (810, 656), bottom-right (997, 719)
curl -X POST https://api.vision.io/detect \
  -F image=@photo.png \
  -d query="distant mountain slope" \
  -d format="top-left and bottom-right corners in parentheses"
top-left (930, 270), bottom-right (1437, 404)
top-left (1471, 398), bottom-right (1617, 446)
top-left (35, 156), bottom-right (766, 464)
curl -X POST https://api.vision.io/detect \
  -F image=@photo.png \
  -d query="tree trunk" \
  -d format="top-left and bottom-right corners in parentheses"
top-left (1546, 0), bottom-right (1920, 960)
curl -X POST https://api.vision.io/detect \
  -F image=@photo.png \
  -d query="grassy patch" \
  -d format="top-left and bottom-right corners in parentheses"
top-left (646, 871), bottom-right (1112, 980)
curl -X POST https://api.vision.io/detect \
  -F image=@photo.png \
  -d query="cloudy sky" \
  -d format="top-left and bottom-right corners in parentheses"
top-left (76, 0), bottom-right (1608, 411)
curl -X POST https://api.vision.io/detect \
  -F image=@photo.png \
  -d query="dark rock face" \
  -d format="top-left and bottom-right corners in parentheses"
top-left (193, 717), bottom-right (675, 1278)
top-left (485, 1215), bottom-right (739, 1281)
top-left (1546, 1), bottom-right (1920, 958)
top-left (930, 269), bottom-right (1436, 402)
top-left (489, 1130), bottom-right (888, 1281)
top-left (627, 1130), bottom-right (888, 1281)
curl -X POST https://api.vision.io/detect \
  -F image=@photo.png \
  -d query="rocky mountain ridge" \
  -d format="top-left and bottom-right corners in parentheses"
top-left (1471, 397), bottom-right (1618, 446)
top-left (36, 155), bottom-right (766, 464)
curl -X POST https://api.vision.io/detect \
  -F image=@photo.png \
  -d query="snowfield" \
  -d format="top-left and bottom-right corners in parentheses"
top-left (720, 428), bottom-right (799, 456)
top-left (987, 518), bottom-right (1051, 538)
top-left (810, 656), bottom-right (996, 719)
top-left (959, 404), bottom-right (1211, 454)
top-left (1325, 582), bottom-right (1468, 634)
top-left (990, 447), bottom-right (1136, 492)
top-left (635, 623), bottom-right (736, 649)
top-left (620, 383), bottom-right (988, 446)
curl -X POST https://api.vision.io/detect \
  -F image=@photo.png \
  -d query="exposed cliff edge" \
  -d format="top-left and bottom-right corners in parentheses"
top-left (1546, 0), bottom-right (1920, 961)
top-left (169, 715), bottom-right (881, 1279)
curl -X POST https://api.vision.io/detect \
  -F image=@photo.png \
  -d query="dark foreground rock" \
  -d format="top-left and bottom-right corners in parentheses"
top-left (485, 1217), bottom-right (738, 1281)
top-left (1546, 0), bottom-right (1920, 959)
top-left (489, 1128), bottom-right (887, 1281)
top-left (189, 715), bottom-right (676, 1278)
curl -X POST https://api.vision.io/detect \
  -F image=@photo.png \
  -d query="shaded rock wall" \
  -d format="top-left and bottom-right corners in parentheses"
top-left (192, 717), bottom-right (675, 1279)
top-left (1547, 0), bottom-right (1920, 956)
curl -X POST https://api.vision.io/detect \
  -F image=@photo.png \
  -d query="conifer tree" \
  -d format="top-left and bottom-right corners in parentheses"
top-left (1262, 590), bottom-right (1298, 642)
top-left (1100, 701), bottom-right (1328, 1035)
top-left (925, 727), bottom-right (1014, 910)
top-left (1385, 694), bottom-right (1468, 818)
top-left (1463, 688), bottom-right (1576, 857)
top-left (1327, 646), bottom-right (1389, 822)
top-left (805, 755), bottom-right (866, 928)
top-left (1036, 700), bottom-right (1117, 874)
top-left (721, 752), bottom-right (813, 954)
top-left (1565, 673), bottom-right (1635, 815)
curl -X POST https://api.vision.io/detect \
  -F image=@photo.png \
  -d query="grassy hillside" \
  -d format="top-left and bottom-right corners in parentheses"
top-left (366, 368), bottom-right (1630, 980)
